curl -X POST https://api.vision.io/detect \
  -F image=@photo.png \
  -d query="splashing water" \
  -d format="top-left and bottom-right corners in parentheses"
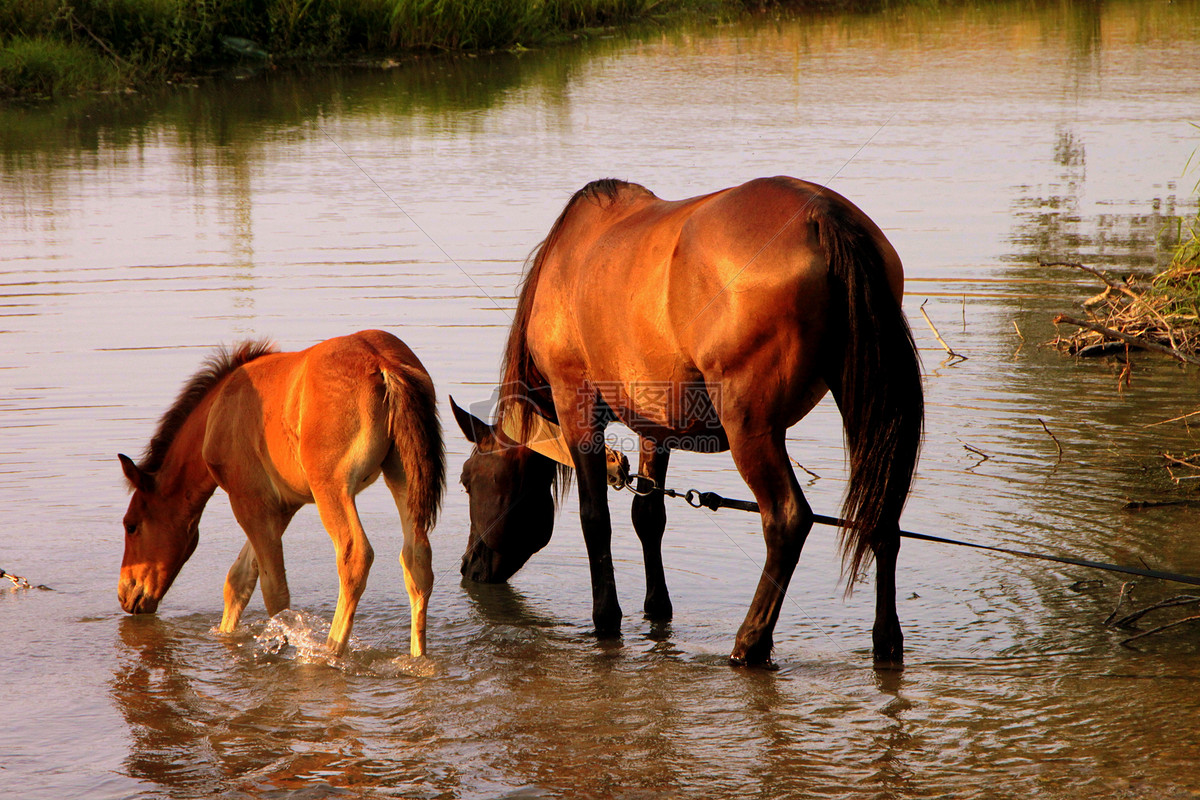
top-left (253, 609), bottom-right (348, 665)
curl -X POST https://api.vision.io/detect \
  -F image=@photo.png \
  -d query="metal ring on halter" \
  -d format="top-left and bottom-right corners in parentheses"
top-left (623, 473), bottom-right (659, 497)
top-left (685, 489), bottom-right (704, 508)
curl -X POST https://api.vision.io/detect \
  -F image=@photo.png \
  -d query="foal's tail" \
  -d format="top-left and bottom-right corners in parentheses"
top-left (816, 205), bottom-right (924, 586)
top-left (382, 366), bottom-right (445, 536)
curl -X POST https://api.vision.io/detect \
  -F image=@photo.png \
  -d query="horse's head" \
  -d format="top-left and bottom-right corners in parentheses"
top-left (451, 398), bottom-right (559, 584)
top-left (117, 454), bottom-right (201, 614)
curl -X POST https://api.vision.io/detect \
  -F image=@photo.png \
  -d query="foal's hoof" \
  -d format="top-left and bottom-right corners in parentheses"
top-left (728, 639), bottom-right (777, 670)
top-left (729, 655), bottom-right (780, 671)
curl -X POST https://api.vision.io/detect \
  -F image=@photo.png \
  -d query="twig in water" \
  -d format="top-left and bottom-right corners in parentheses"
top-left (1122, 614), bottom-right (1200, 646)
top-left (1037, 418), bottom-right (1063, 464)
top-left (1012, 320), bottom-right (1025, 342)
top-left (1110, 594), bottom-right (1200, 629)
top-left (958, 441), bottom-right (990, 470)
top-left (1144, 408), bottom-right (1200, 428)
top-left (1104, 581), bottom-right (1136, 626)
top-left (920, 300), bottom-right (968, 364)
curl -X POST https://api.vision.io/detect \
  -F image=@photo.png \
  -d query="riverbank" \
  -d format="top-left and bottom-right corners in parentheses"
top-left (0, 0), bottom-right (766, 100)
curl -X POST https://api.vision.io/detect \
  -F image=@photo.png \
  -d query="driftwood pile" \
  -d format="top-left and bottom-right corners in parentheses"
top-left (1050, 261), bottom-right (1200, 367)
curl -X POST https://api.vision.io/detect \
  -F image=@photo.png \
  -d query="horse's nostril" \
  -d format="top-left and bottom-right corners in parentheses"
top-left (119, 580), bottom-right (157, 614)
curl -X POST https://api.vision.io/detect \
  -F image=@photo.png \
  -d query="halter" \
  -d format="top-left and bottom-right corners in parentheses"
top-left (499, 409), bottom-right (629, 486)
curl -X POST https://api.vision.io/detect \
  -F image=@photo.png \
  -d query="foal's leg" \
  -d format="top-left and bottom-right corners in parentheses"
top-left (725, 426), bottom-right (812, 667)
top-left (382, 452), bottom-right (432, 658)
top-left (219, 540), bottom-right (259, 632)
top-left (310, 486), bottom-right (375, 657)
top-left (226, 496), bottom-right (297, 620)
top-left (632, 438), bottom-right (672, 620)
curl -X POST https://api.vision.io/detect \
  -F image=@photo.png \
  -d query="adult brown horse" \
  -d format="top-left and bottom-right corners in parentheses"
top-left (452, 177), bottom-right (923, 667)
top-left (118, 330), bottom-right (444, 657)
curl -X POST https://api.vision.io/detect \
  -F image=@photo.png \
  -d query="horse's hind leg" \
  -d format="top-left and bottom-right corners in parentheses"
top-left (632, 438), bottom-right (672, 621)
top-left (311, 487), bottom-right (374, 657)
top-left (725, 426), bottom-right (812, 667)
top-left (872, 534), bottom-right (903, 667)
top-left (382, 451), bottom-right (432, 658)
top-left (219, 540), bottom-right (259, 632)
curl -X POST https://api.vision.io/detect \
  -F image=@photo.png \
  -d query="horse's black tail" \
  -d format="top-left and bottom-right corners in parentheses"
top-left (816, 206), bottom-right (924, 586)
top-left (382, 365), bottom-right (445, 536)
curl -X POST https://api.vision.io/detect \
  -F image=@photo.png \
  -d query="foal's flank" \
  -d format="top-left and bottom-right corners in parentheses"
top-left (118, 330), bottom-right (445, 658)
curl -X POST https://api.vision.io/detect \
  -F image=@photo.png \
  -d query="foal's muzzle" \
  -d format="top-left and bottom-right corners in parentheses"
top-left (118, 578), bottom-right (160, 614)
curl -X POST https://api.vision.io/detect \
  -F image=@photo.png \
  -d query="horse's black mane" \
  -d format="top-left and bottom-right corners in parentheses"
top-left (574, 178), bottom-right (628, 205)
top-left (140, 340), bottom-right (277, 473)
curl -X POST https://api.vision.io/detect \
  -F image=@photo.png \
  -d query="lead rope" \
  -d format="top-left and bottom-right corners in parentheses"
top-left (614, 474), bottom-right (1200, 588)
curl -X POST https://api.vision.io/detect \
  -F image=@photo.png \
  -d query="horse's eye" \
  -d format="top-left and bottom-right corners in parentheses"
top-left (124, 522), bottom-right (137, 536)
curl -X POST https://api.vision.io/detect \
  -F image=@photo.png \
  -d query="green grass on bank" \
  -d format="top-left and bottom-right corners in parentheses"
top-left (0, 0), bottom-right (734, 100)
top-left (1149, 138), bottom-right (1200, 319)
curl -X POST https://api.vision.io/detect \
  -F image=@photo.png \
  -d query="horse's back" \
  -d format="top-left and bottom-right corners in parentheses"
top-left (202, 330), bottom-right (431, 500)
top-left (525, 177), bottom-right (905, 436)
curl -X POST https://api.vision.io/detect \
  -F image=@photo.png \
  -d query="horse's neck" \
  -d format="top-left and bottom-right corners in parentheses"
top-left (158, 400), bottom-right (220, 510)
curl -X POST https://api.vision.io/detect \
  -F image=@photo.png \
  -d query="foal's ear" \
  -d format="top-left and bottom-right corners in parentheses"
top-left (449, 396), bottom-right (495, 448)
top-left (118, 453), bottom-right (155, 493)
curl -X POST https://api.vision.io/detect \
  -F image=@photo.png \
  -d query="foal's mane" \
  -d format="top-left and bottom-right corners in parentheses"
top-left (140, 340), bottom-right (277, 473)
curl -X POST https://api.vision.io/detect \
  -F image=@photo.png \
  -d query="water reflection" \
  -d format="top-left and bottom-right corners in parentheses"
top-left (112, 615), bottom-right (387, 798)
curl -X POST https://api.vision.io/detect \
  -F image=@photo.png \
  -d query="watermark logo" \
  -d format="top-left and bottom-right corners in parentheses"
top-left (461, 380), bottom-right (726, 455)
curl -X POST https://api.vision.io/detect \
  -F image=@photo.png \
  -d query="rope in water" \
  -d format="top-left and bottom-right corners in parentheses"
top-left (615, 476), bottom-right (1200, 588)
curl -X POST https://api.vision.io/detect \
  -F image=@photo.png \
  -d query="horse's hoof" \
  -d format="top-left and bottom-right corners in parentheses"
top-left (728, 655), bottom-right (780, 671)
top-left (642, 598), bottom-right (673, 622)
top-left (593, 624), bottom-right (622, 639)
top-left (873, 654), bottom-right (904, 672)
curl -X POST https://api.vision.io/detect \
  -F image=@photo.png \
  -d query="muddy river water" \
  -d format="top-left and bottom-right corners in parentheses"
top-left (3, 1), bottom-right (1200, 797)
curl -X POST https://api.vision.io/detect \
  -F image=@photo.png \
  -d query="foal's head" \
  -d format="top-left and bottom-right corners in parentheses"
top-left (115, 341), bottom-right (273, 615)
top-left (451, 398), bottom-right (560, 584)
top-left (117, 454), bottom-right (201, 614)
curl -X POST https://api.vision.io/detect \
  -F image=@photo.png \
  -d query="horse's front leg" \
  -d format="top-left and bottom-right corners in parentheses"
top-left (219, 540), bottom-right (259, 632)
top-left (561, 400), bottom-right (622, 636)
top-left (632, 438), bottom-right (672, 621)
top-left (226, 496), bottom-right (297, 621)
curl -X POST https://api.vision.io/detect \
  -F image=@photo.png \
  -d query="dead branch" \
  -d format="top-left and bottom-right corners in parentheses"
top-left (1109, 594), bottom-right (1200, 629)
top-left (1122, 614), bottom-right (1200, 646)
top-left (1104, 581), bottom-right (1137, 626)
top-left (1037, 418), bottom-right (1063, 464)
top-left (1054, 315), bottom-right (1200, 367)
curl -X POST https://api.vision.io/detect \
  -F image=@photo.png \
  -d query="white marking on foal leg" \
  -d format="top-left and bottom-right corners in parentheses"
top-left (220, 540), bottom-right (259, 632)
